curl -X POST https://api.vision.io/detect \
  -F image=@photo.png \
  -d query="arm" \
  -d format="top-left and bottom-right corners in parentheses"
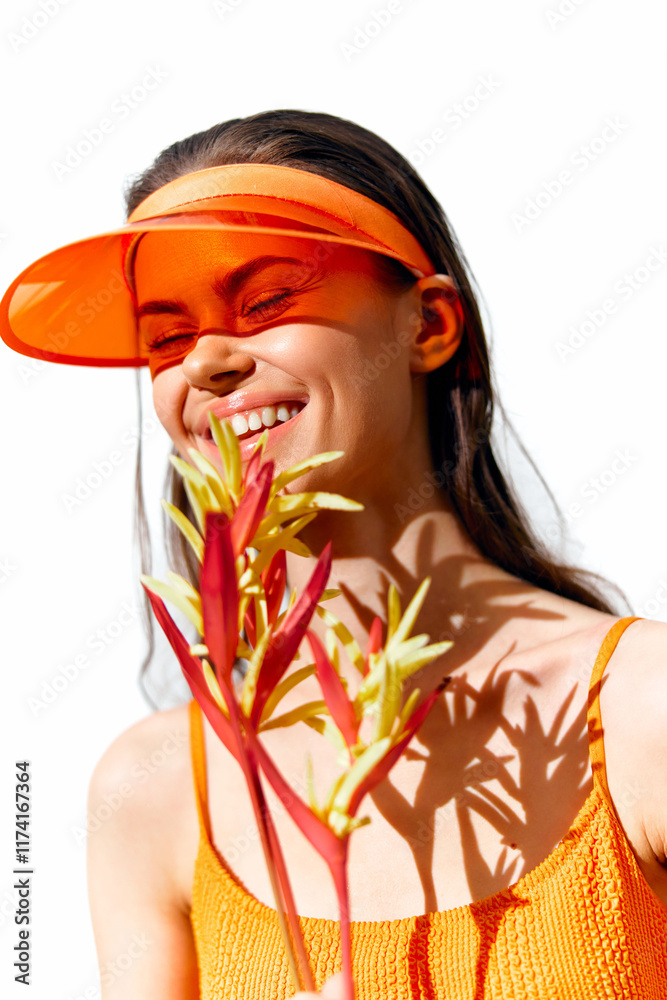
top-left (86, 715), bottom-right (200, 999)
top-left (603, 618), bottom-right (667, 911)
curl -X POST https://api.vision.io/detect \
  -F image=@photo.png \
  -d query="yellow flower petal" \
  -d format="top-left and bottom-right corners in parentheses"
top-left (303, 716), bottom-right (347, 756)
top-left (305, 754), bottom-right (321, 817)
top-left (236, 638), bottom-right (254, 660)
top-left (249, 513), bottom-right (318, 576)
top-left (165, 571), bottom-right (201, 604)
top-left (327, 811), bottom-right (371, 838)
top-left (250, 427), bottom-right (270, 465)
top-left (330, 738), bottom-right (391, 816)
top-left (185, 447), bottom-right (234, 519)
top-left (270, 450), bottom-right (345, 494)
top-left (395, 687), bottom-right (421, 735)
top-left (221, 418), bottom-right (242, 500)
top-left (315, 605), bottom-right (365, 674)
top-left (202, 659), bottom-right (230, 718)
top-left (319, 588), bottom-right (342, 601)
top-left (321, 770), bottom-right (348, 816)
top-left (372, 653), bottom-right (400, 742)
top-left (207, 412), bottom-right (234, 491)
top-left (240, 622), bottom-right (275, 717)
top-left (387, 583), bottom-right (401, 642)
top-left (394, 640), bottom-right (454, 675)
top-left (181, 475), bottom-right (208, 535)
top-left (269, 491), bottom-right (364, 514)
top-left (259, 663), bottom-right (317, 725)
top-left (160, 499), bottom-right (204, 563)
top-left (259, 700), bottom-right (328, 731)
top-left (139, 574), bottom-right (203, 634)
top-left (388, 577), bottom-right (432, 647)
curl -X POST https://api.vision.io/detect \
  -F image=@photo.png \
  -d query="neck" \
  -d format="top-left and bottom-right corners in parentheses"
top-left (283, 487), bottom-right (520, 686)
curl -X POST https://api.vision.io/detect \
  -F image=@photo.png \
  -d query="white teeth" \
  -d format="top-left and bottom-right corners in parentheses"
top-left (206, 401), bottom-right (305, 441)
top-left (231, 413), bottom-right (248, 436)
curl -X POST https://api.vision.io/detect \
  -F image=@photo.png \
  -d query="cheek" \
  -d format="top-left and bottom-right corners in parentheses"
top-left (151, 372), bottom-right (186, 440)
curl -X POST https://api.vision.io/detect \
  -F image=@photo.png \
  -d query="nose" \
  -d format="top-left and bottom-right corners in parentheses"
top-left (181, 330), bottom-right (256, 389)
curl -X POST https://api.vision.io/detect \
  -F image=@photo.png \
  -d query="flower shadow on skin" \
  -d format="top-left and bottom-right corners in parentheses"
top-left (336, 546), bottom-right (599, 999)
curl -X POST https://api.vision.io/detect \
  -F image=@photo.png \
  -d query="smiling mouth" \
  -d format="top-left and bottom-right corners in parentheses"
top-left (202, 400), bottom-right (308, 444)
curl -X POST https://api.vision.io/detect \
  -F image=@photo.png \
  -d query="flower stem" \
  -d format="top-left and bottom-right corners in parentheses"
top-left (262, 790), bottom-right (316, 992)
top-left (221, 680), bottom-right (311, 992)
top-left (328, 840), bottom-right (355, 1000)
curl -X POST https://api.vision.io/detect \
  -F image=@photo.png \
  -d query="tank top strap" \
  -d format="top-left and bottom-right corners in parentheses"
top-left (189, 697), bottom-right (212, 841)
top-left (587, 615), bottom-right (642, 803)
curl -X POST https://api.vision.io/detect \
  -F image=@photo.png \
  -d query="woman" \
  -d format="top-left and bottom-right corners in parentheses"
top-left (2, 110), bottom-right (666, 998)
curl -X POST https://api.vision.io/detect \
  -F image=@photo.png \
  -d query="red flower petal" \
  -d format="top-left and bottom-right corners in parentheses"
top-left (243, 547), bottom-right (287, 650)
top-left (263, 547), bottom-right (287, 625)
top-left (366, 617), bottom-right (383, 667)
top-left (247, 727), bottom-right (346, 866)
top-left (243, 443), bottom-right (265, 486)
top-left (141, 583), bottom-right (239, 759)
top-left (306, 629), bottom-right (358, 749)
top-left (250, 541), bottom-right (332, 726)
top-left (200, 512), bottom-right (239, 682)
top-left (230, 461), bottom-right (274, 556)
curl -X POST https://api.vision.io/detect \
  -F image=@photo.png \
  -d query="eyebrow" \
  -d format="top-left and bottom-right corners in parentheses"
top-left (135, 255), bottom-right (307, 320)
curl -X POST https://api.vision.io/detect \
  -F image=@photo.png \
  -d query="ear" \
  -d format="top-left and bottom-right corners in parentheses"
top-left (408, 274), bottom-right (465, 374)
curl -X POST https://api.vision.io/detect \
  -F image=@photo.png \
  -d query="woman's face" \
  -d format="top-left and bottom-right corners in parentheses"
top-left (134, 228), bottom-right (433, 498)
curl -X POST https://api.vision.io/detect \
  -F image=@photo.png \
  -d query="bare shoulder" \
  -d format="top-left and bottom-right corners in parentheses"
top-left (595, 617), bottom-right (667, 831)
top-left (87, 700), bottom-right (197, 909)
top-left (591, 615), bottom-right (667, 908)
top-left (86, 700), bottom-right (201, 997)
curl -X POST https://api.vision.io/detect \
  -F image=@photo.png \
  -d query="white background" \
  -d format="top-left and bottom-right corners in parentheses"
top-left (0, 1), bottom-right (665, 998)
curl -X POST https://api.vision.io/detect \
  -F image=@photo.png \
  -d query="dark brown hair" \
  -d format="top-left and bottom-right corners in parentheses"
top-left (125, 109), bottom-right (630, 708)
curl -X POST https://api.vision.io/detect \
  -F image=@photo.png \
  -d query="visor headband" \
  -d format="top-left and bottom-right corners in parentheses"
top-left (0, 162), bottom-right (440, 370)
top-left (127, 163), bottom-right (437, 279)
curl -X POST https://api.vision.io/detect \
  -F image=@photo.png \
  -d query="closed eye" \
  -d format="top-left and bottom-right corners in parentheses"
top-left (145, 329), bottom-right (196, 351)
top-left (244, 289), bottom-right (295, 320)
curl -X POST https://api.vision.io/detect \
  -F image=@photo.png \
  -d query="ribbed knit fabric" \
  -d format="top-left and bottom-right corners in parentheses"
top-left (188, 615), bottom-right (667, 997)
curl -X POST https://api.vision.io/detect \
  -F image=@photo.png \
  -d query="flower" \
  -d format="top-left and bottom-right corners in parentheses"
top-left (140, 410), bottom-right (361, 723)
top-left (139, 412), bottom-right (454, 999)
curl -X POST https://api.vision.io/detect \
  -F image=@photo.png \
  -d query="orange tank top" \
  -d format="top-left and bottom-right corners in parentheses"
top-left (188, 615), bottom-right (667, 997)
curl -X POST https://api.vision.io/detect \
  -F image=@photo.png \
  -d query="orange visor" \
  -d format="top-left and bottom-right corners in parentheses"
top-left (0, 163), bottom-right (437, 373)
